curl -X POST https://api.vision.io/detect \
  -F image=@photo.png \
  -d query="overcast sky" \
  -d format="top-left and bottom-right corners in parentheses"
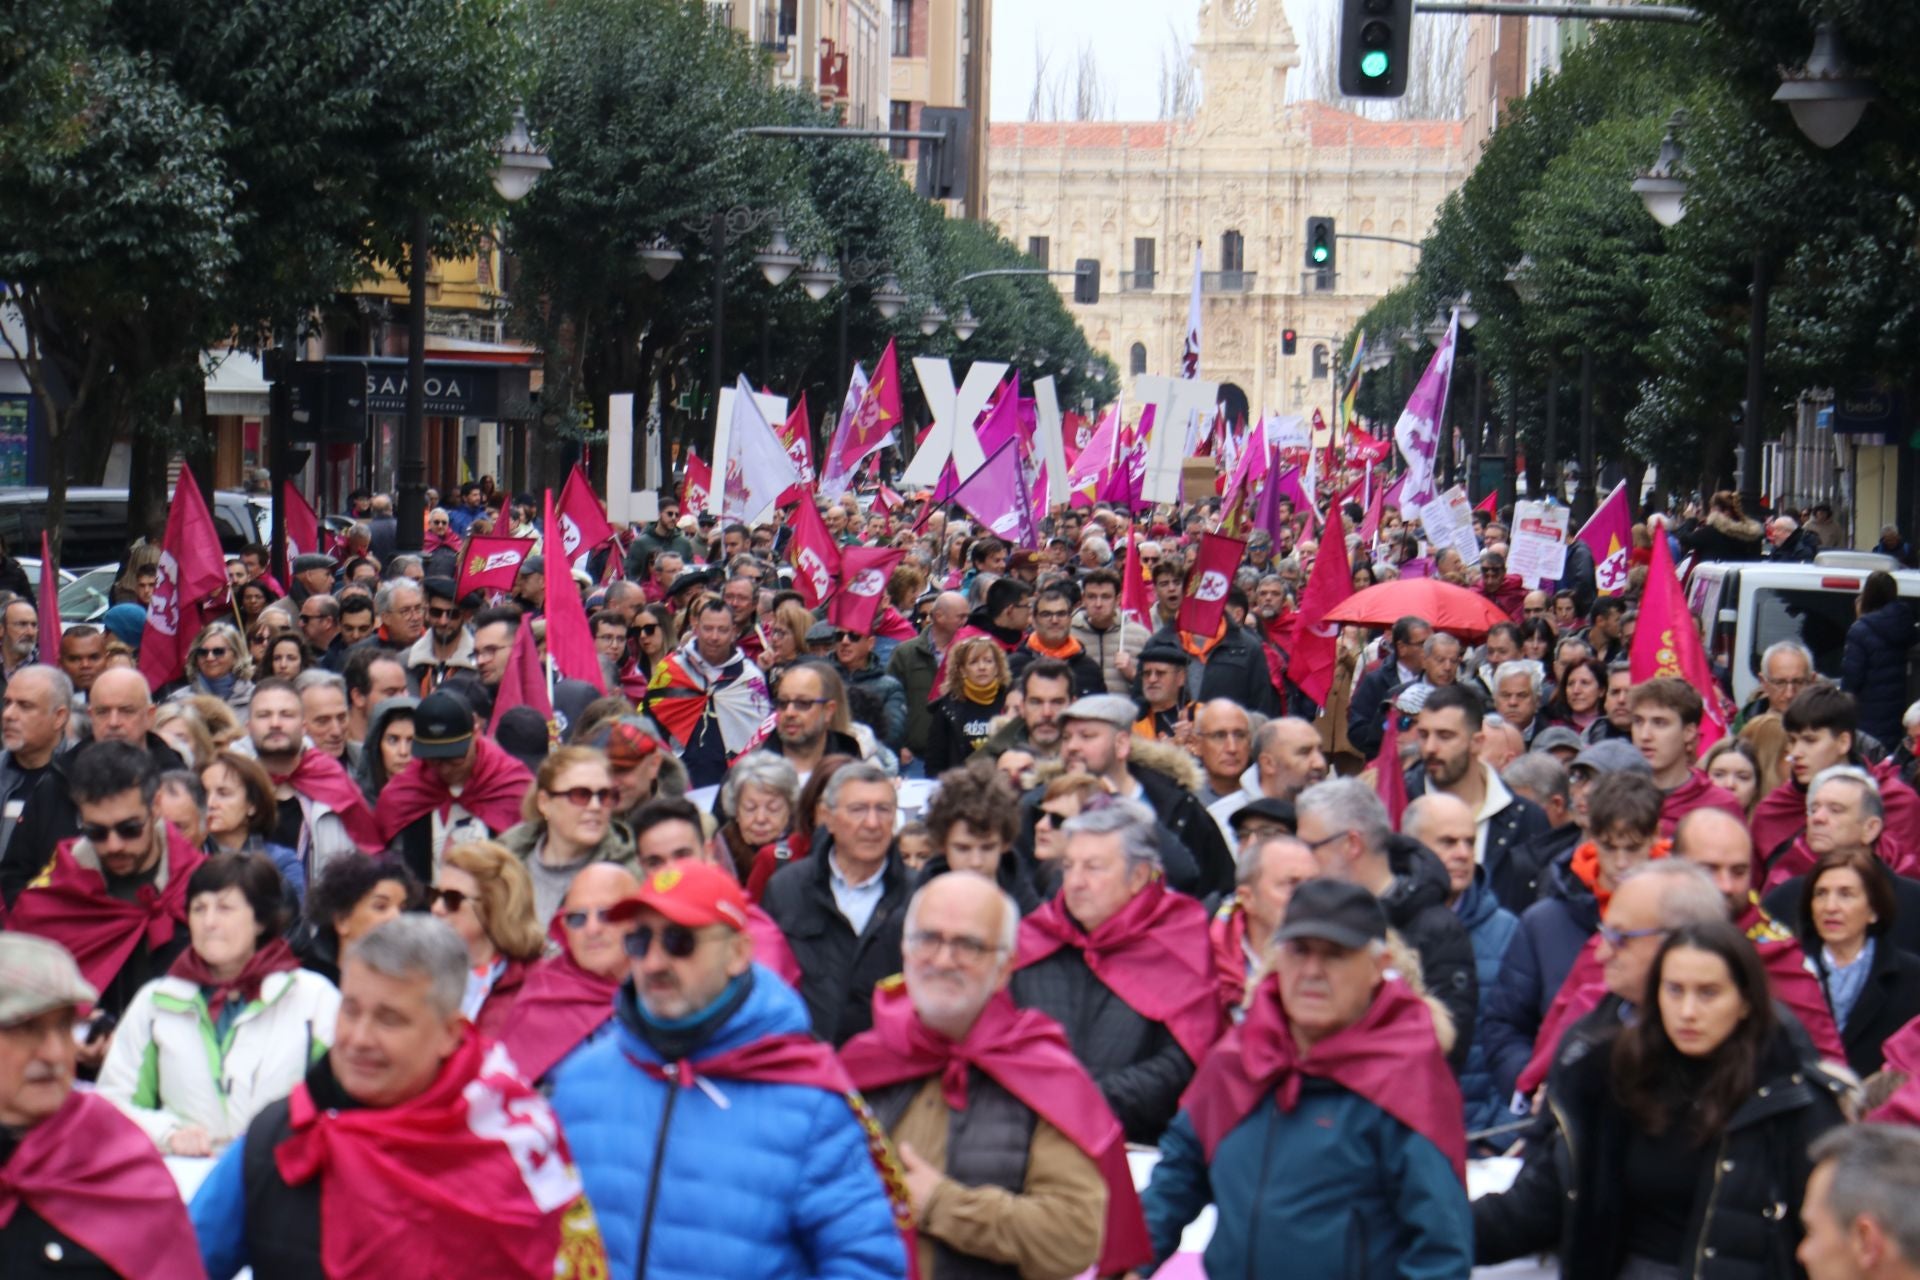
top-left (991, 0), bottom-right (1332, 123)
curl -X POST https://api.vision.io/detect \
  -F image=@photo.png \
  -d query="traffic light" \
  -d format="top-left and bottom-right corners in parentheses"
top-left (1305, 217), bottom-right (1336, 274)
top-left (1073, 258), bottom-right (1100, 305)
top-left (1339, 0), bottom-right (1412, 98)
top-left (1282, 329), bottom-right (1298, 356)
top-left (915, 107), bottom-right (971, 203)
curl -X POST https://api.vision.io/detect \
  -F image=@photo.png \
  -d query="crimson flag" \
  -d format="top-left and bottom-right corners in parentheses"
top-left (787, 499), bottom-right (842, 610)
top-left (1288, 502), bottom-right (1352, 706)
top-left (1631, 516), bottom-right (1728, 751)
top-left (283, 481), bottom-right (321, 562)
top-left (542, 491), bottom-right (606, 692)
top-left (456, 535), bottom-right (535, 597)
top-left (36, 531), bottom-right (59, 664)
top-left (1373, 713), bottom-right (1408, 829)
top-left (1474, 489), bottom-right (1498, 515)
top-left (828, 546), bottom-right (905, 634)
top-left (1120, 528), bottom-right (1154, 633)
top-left (139, 477), bottom-right (227, 690)
top-left (847, 338), bottom-right (903, 462)
top-left (488, 612), bottom-right (552, 736)
top-left (681, 448), bottom-right (712, 515)
top-left (555, 465), bottom-right (617, 563)
top-left (1176, 532), bottom-right (1246, 636)
top-left (776, 393), bottom-right (814, 508)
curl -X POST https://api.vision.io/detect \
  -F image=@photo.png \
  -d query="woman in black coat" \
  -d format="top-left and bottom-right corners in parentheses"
top-left (1799, 846), bottom-right (1920, 1080)
top-left (1841, 569), bottom-right (1916, 749)
top-left (1674, 490), bottom-right (1766, 563)
top-left (923, 635), bottom-right (1010, 774)
top-left (1474, 920), bottom-right (1848, 1280)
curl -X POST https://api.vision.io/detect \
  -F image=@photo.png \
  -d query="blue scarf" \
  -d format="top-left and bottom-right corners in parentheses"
top-left (198, 671), bottom-right (237, 700)
top-left (1822, 937), bottom-right (1876, 1031)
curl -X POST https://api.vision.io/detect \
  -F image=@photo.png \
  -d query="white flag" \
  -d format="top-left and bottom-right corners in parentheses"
top-left (721, 374), bottom-right (801, 527)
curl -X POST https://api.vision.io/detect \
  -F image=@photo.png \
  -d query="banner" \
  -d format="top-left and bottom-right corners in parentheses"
top-left (1574, 481), bottom-right (1632, 596)
top-left (681, 449), bottom-right (712, 515)
top-left (1289, 503), bottom-right (1352, 706)
top-left (827, 546), bottom-right (905, 634)
top-left (456, 535), bottom-right (535, 597)
top-left (786, 499), bottom-right (842, 611)
top-left (555, 465), bottom-right (617, 563)
top-left (542, 491), bottom-right (607, 691)
top-left (139, 477), bottom-right (227, 690)
top-left (1176, 532), bottom-right (1245, 636)
top-left (776, 392), bottom-right (815, 509)
top-left (1423, 485), bottom-right (1481, 568)
top-left (949, 439), bottom-right (1036, 549)
top-left (818, 363), bottom-right (869, 500)
top-left (1120, 528), bottom-right (1153, 634)
top-left (283, 481), bottom-right (321, 562)
top-left (1392, 312), bottom-right (1459, 521)
top-left (1631, 517), bottom-right (1726, 751)
top-left (720, 373), bottom-right (801, 527)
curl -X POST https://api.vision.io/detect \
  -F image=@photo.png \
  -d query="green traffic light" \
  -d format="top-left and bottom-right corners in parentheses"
top-left (1360, 49), bottom-right (1390, 79)
top-left (1311, 244), bottom-right (1329, 264)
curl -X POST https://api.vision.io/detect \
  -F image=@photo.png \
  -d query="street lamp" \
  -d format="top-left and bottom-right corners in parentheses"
top-left (1455, 293), bottom-right (1480, 331)
top-left (1631, 110), bottom-right (1691, 229)
top-left (639, 235), bottom-right (683, 282)
top-left (919, 304), bottom-right (947, 337)
top-left (872, 275), bottom-right (908, 320)
top-left (398, 109), bottom-right (549, 554)
top-left (795, 254), bottom-right (840, 302)
top-left (754, 224), bottom-right (804, 286)
top-left (952, 305), bottom-right (979, 342)
top-left (1774, 24), bottom-right (1875, 149)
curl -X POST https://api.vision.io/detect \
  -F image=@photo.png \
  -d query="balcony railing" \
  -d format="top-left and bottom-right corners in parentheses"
top-left (707, 2), bottom-right (735, 30)
top-left (1120, 270), bottom-right (1156, 292)
top-left (758, 4), bottom-right (793, 52)
top-left (1202, 270), bottom-right (1255, 294)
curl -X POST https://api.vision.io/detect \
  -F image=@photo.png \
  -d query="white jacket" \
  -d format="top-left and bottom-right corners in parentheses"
top-left (97, 968), bottom-right (340, 1149)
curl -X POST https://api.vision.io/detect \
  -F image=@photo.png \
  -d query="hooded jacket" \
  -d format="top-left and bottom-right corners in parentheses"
top-left (1480, 847), bottom-right (1602, 1103)
top-left (1452, 866), bottom-right (1520, 1139)
top-left (1068, 609), bottom-right (1151, 696)
top-left (353, 697), bottom-right (419, 805)
top-left (1379, 835), bottom-right (1478, 1074)
top-left (1843, 598), bottom-right (1917, 747)
top-left (1675, 508), bottom-right (1765, 563)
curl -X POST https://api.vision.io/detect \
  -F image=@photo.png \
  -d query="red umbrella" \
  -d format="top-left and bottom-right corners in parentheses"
top-left (1318, 578), bottom-right (1512, 641)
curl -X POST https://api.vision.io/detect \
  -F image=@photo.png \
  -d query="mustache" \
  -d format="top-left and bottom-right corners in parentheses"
top-left (24, 1062), bottom-right (70, 1084)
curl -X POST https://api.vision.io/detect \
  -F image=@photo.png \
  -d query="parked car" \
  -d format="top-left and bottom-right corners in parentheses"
top-left (57, 565), bottom-right (121, 624)
top-left (0, 487), bottom-right (265, 567)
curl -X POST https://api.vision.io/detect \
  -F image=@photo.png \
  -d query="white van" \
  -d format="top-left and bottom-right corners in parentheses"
top-left (1685, 552), bottom-right (1920, 711)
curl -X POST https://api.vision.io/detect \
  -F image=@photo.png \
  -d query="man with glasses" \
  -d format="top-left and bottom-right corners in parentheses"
top-left (762, 761), bottom-right (911, 1045)
top-left (625, 797), bottom-right (797, 979)
top-left (359, 579), bottom-right (426, 653)
top-left (468, 604), bottom-right (524, 720)
top-left (832, 626), bottom-right (906, 751)
top-left (554, 861), bottom-right (907, 1280)
top-left (403, 576), bottom-right (476, 695)
top-left (296, 593), bottom-right (347, 673)
top-left (1192, 700), bottom-right (1253, 808)
top-left (1738, 638), bottom-right (1818, 729)
top-left (840, 871), bottom-right (1145, 1279)
top-left (497, 862), bottom-right (641, 1085)
top-left (1009, 584), bottom-right (1104, 697)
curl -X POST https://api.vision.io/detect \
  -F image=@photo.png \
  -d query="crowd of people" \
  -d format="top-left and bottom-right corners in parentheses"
top-left (2, 476), bottom-right (1920, 1280)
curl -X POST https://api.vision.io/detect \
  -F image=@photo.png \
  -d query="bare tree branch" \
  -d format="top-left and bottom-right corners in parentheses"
top-left (1158, 20), bottom-right (1199, 120)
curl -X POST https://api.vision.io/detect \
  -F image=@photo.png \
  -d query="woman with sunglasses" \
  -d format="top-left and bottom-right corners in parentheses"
top-left (924, 635), bottom-right (1011, 775)
top-left (429, 840), bottom-right (548, 1039)
top-left (500, 747), bottom-right (639, 927)
top-left (170, 620), bottom-right (257, 719)
top-left (1475, 920), bottom-right (1846, 1279)
top-left (630, 602), bottom-right (677, 686)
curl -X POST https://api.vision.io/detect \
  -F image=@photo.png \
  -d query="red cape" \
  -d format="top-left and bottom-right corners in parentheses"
top-left (497, 950), bottom-right (618, 1084)
top-left (0, 1090), bottom-right (206, 1280)
top-left (1014, 879), bottom-right (1224, 1065)
top-left (375, 737), bottom-right (534, 844)
top-left (747, 904), bottom-right (803, 986)
top-left (1182, 974), bottom-right (1465, 1181)
top-left (1757, 769), bottom-right (1920, 891)
top-left (276, 1030), bottom-right (595, 1279)
top-left (1659, 769), bottom-right (1746, 838)
top-left (4, 826), bottom-right (204, 999)
top-left (271, 747), bottom-right (384, 851)
top-left (1763, 831), bottom-right (1920, 893)
top-left (840, 985), bottom-right (1152, 1276)
top-left (1868, 1014), bottom-right (1920, 1125)
top-left (1871, 758), bottom-right (1920, 849)
top-left (1516, 938), bottom-right (1607, 1097)
top-left (1752, 778), bottom-right (1810, 867)
top-left (1208, 901), bottom-right (1254, 1018)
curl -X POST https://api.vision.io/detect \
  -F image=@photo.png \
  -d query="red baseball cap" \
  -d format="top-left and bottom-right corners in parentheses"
top-left (609, 862), bottom-right (748, 932)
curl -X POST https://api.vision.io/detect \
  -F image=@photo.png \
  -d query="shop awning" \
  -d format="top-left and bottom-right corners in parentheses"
top-left (205, 349), bottom-right (270, 417)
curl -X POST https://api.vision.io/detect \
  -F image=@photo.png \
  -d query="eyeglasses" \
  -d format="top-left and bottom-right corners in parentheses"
top-left (546, 786), bottom-right (615, 809)
top-left (299, 612), bottom-right (326, 622)
top-left (426, 887), bottom-right (470, 913)
top-left (1301, 830), bottom-right (1348, 852)
top-left (775, 696), bottom-right (830, 711)
top-left (635, 624), bottom-right (660, 636)
top-left (199, 647), bottom-right (230, 659)
top-left (1596, 923), bottom-right (1665, 949)
top-left (560, 907), bottom-right (620, 930)
top-left (1765, 675), bottom-right (1812, 691)
top-left (1035, 610), bottom-right (1071, 622)
top-left (80, 817), bottom-right (148, 844)
top-left (427, 606), bottom-right (459, 620)
top-left (622, 923), bottom-right (701, 959)
top-left (1200, 729), bottom-right (1250, 743)
top-left (905, 929), bottom-right (1003, 965)
top-left (834, 631), bottom-right (863, 644)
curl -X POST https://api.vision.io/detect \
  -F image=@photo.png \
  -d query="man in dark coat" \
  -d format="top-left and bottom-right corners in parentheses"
top-left (1137, 617), bottom-right (1281, 719)
top-left (1295, 777), bottom-right (1477, 1073)
top-left (1347, 615), bottom-right (1431, 760)
top-left (761, 760), bottom-right (909, 1046)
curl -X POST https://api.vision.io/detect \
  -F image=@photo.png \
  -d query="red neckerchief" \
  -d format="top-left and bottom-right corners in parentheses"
top-left (1208, 901), bottom-right (1253, 1017)
top-left (267, 747), bottom-right (383, 851)
top-left (167, 937), bottom-right (300, 1020)
top-left (1183, 974), bottom-right (1465, 1180)
top-left (840, 985), bottom-right (1152, 1276)
top-left (374, 737), bottom-right (535, 843)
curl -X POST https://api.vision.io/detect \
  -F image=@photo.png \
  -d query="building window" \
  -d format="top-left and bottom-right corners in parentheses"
top-left (1312, 344), bottom-right (1331, 379)
top-left (1131, 237), bottom-right (1155, 290)
top-left (1220, 229), bottom-right (1245, 274)
top-left (889, 100), bottom-right (912, 159)
top-left (1027, 236), bottom-right (1050, 269)
top-left (1129, 343), bottom-right (1148, 376)
top-left (892, 0), bottom-right (912, 56)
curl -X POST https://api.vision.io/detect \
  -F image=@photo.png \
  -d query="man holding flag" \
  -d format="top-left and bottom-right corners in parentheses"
top-left (1139, 531), bottom-right (1281, 717)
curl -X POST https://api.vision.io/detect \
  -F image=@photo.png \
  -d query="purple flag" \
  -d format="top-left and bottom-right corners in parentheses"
top-left (975, 373), bottom-right (1022, 457)
top-left (1575, 481), bottom-right (1633, 595)
top-left (1392, 312), bottom-right (1459, 520)
top-left (951, 439), bottom-right (1036, 548)
top-left (818, 362), bottom-right (870, 499)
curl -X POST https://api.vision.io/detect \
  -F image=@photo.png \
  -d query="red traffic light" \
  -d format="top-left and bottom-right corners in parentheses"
top-left (1282, 329), bottom-right (1298, 355)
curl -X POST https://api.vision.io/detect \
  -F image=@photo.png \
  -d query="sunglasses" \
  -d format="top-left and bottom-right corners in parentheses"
top-left (1036, 809), bottom-right (1073, 830)
top-left (834, 631), bottom-right (863, 644)
top-left (81, 817), bottom-right (148, 844)
top-left (635, 624), bottom-right (660, 636)
top-left (199, 647), bottom-right (231, 659)
top-left (426, 887), bottom-right (470, 913)
top-left (775, 696), bottom-right (829, 711)
top-left (560, 907), bottom-right (620, 930)
top-left (546, 786), bottom-right (616, 808)
top-left (622, 923), bottom-right (701, 959)
top-left (427, 606), bottom-right (459, 620)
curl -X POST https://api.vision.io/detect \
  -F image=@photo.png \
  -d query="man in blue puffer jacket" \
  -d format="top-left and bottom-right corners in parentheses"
top-left (550, 862), bottom-right (907, 1280)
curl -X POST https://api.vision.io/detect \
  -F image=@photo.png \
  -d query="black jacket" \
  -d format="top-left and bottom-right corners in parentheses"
top-left (1675, 510), bottom-right (1766, 563)
top-left (1766, 871), bottom-right (1920, 959)
top-left (1843, 599), bottom-right (1917, 747)
top-left (1346, 660), bottom-right (1409, 761)
top-left (1403, 762), bottom-right (1553, 913)
top-left (1133, 760), bottom-right (1230, 898)
top-left (1475, 1012), bottom-right (1847, 1280)
top-left (1139, 622), bottom-right (1280, 719)
top-left (924, 692), bottom-right (1007, 776)
top-left (1380, 835), bottom-right (1478, 1074)
top-left (0, 732), bottom-right (186, 906)
top-left (0, 1127), bottom-right (119, 1278)
top-left (1481, 850), bottom-right (1601, 1102)
top-left (914, 851), bottom-right (1042, 917)
top-left (1511, 820), bottom-right (1582, 905)
top-left (1007, 639), bottom-right (1105, 699)
top-left (1768, 528), bottom-right (1822, 563)
top-left (1811, 937), bottom-right (1920, 1079)
top-left (1009, 940), bottom-right (1194, 1145)
top-left (759, 841), bottom-right (909, 1045)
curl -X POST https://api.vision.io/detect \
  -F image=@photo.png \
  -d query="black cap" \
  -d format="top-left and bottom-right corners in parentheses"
top-left (422, 576), bottom-right (459, 603)
top-left (1227, 797), bottom-right (1297, 834)
top-left (494, 706), bottom-right (549, 771)
top-left (1273, 879), bottom-right (1389, 950)
top-left (669, 568), bottom-right (714, 597)
top-left (292, 554), bottom-right (335, 574)
top-left (411, 690), bottom-right (476, 759)
top-left (1138, 639), bottom-right (1190, 668)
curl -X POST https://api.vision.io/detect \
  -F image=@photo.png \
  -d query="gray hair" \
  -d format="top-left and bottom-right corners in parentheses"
top-left (1616, 860), bottom-right (1726, 930)
top-left (1905, 699), bottom-right (1920, 733)
top-left (1296, 777), bottom-right (1392, 858)
top-left (1060, 797), bottom-right (1161, 875)
top-left (294, 669), bottom-right (347, 697)
top-left (1503, 751), bottom-right (1571, 807)
top-left (9, 663), bottom-right (72, 711)
top-left (1808, 1125), bottom-right (1920, 1264)
top-left (344, 914), bottom-right (468, 1020)
top-left (1401, 793), bottom-right (1471, 846)
top-left (1761, 639), bottom-right (1815, 675)
top-left (1494, 659), bottom-right (1545, 696)
top-left (1236, 830), bottom-right (1309, 889)
top-left (374, 579), bottom-right (423, 614)
top-left (1079, 535), bottom-right (1112, 565)
top-left (723, 752), bottom-right (800, 814)
top-left (1809, 764), bottom-right (1885, 823)
top-left (822, 760), bottom-right (894, 812)
top-left (384, 554), bottom-right (423, 581)
top-left (1424, 631), bottom-right (1463, 657)
top-left (904, 871), bottom-right (1021, 958)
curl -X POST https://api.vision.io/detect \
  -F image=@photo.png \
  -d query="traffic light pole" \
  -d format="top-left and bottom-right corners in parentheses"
top-left (1413, 2), bottom-right (1698, 20)
top-left (1334, 232), bottom-right (1425, 253)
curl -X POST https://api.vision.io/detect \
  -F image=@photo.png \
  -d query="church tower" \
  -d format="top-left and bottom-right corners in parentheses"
top-left (1191, 0), bottom-right (1303, 145)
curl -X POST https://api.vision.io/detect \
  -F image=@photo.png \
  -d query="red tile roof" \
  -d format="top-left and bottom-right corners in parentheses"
top-left (989, 103), bottom-right (1462, 153)
top-left (988, 121), bottom-right (1174, 150)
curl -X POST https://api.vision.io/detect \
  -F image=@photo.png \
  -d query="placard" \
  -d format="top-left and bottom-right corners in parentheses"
top-left (1508, 500), bottom-right (1570, 584)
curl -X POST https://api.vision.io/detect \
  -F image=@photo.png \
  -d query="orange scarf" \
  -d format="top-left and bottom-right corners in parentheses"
top-left (1025, 633), bottom-right (1085, 661)
top-left (1180, 619), bottom-right (1226, 663)
top-left (1569, 837), bottom-right (1670, 913)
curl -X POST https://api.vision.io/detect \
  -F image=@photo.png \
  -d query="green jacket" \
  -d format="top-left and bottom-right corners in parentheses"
top-left (888, 634), bottom-right (941, 758)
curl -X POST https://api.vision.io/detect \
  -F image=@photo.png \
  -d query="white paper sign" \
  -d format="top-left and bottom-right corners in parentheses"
top-left (1508, 500), bottom-right (1570, 585)
top-left (1423, 486), bottom-right (1481, 567)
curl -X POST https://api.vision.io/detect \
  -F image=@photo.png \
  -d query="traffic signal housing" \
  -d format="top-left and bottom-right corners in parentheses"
top-left (1073, 259), bottom-right (1100, 305)
top-left (1305, 217), bottom-right (1336, 273)
top-left (1282, 329), bottom-right (1298, 356)
top-left (1339, 0), bottom-right (1412, 98)
top-left (915, 107), bottom-right (971, 203)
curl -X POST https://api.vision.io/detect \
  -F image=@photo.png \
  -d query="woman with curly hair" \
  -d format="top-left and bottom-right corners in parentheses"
top-left (923, 635), bottom-right (1010, 774)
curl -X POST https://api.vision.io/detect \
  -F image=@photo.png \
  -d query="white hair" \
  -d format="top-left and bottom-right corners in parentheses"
top-left (346, 915), bottom-right (467, 1019)
top-left (1061, 797), bottom-right (1161, 874)
top-left (1296, 777), bottom-right (1391, 858)
top-left (1762, 640), bottom-right (1815, 675)
top-left (1809, 764), bottom-right (1885, 823)
top-left (1494, 659), bottom-right (1545, 696)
